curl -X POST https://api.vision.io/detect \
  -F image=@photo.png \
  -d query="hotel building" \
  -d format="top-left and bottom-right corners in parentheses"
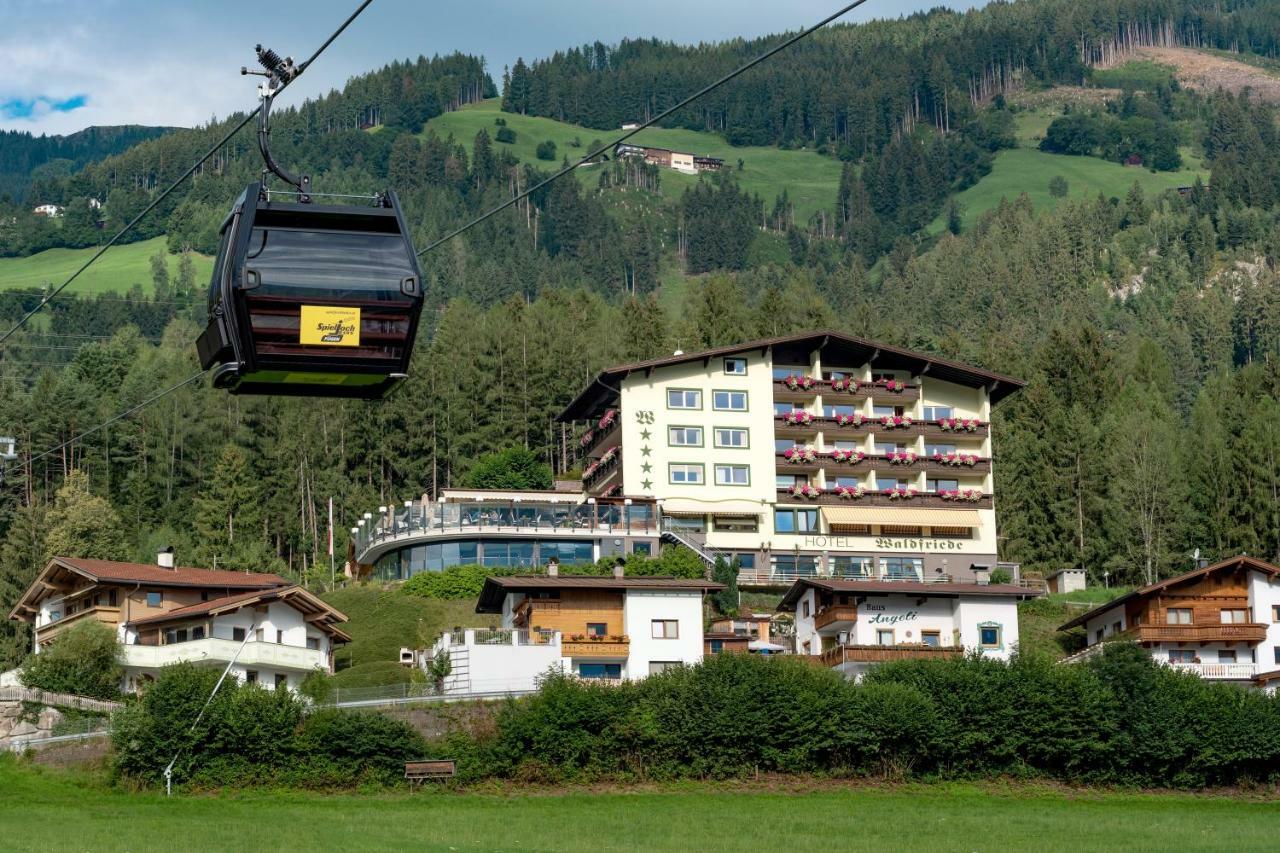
top-left (1059, 555), bottom-right (1280, 690)
top-left (355, 331), bottom-right (1026, 589)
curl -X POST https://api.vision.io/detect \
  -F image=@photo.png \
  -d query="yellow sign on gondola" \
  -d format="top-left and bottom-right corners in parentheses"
top-left (300, 306), bottom-right (361, 347)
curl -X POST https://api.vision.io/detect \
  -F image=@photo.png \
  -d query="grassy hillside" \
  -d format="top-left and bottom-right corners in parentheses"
top-left (426, 99), bottom-right (844, 222)
top-left (1018, 586), bottom-right (1131, 660)
top-left (0, 237), bottom-right (213, 295)
top-left (321, 585), bottom-right (491, 689)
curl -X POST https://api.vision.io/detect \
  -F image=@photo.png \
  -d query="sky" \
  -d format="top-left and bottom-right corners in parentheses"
top-left (0, 0), bottom-right (983, 137)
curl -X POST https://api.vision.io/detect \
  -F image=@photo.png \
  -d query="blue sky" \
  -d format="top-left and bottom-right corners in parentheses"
top-left (0, 0), bottom-right (983, 136)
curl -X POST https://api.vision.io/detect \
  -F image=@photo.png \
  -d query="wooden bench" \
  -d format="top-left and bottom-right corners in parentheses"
top-left (405, 759), bottom-right (456, 784)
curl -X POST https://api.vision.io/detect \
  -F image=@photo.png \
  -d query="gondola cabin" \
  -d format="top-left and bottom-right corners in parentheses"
top-left (197, 183), bottom-right (424, 398)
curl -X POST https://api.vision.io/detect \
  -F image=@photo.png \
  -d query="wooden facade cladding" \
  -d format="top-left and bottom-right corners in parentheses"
top-left (1135, 624), bottom-right (1267, 643)
top-left (512, 589), bottom-right (626, 636)
top-left (562, 640), bottom-right (631, 658)
top-left (813, 604), bottom-right (859, 631)
top-left (1127, 569), bottom-right (1261, 643)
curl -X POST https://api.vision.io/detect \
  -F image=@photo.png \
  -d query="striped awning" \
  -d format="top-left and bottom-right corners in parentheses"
top-left (820, 506), bottom-right (982, 528)
top-left (660, 498), bottom-right (764, 518)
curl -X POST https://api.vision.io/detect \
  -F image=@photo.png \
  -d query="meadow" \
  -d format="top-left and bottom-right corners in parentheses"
top-left (0, 237), bottom-right (213, 295)
top-left (424, 99), bottom-right (844, 222)
top-left (1, 758), bottom-right (1276, 852)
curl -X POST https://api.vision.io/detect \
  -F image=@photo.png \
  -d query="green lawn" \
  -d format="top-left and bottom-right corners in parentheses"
top-left (0, 236), bottom-right (213, 295)
top-left (934, 147), bottom-right (1207, 233)
top-left (1018, 586), bottom-right (1133, 660)
top-left (426, 99), bottom-right (844, 222)
top-left (322, 586), bottom-right (489, 688)
top-left (2, 759), bottom-right (1277, 852)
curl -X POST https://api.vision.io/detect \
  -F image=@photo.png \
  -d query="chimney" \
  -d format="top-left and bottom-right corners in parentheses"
top-left (157, 547), bottom-right (175, 570)
top-left (547, 558), bottom-right (559, 577)
top-left (613, 560), bottom-right (625, 579)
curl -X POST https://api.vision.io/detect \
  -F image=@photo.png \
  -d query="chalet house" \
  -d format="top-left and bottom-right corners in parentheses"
top-left (779, 577), bottom-right (1034, 679)
top-left (425, 569), bottom-right (721, 692)
top-left (9, 555), bottom-right (348, 692)
top-left (706, 610), bottom-right (789, 653)
top-left (693, 156), bottom-right (725, 172)
top-left (1059, 555), bottom-right (1280, 689)
top-left (32, 204), bottom-right (62, 217)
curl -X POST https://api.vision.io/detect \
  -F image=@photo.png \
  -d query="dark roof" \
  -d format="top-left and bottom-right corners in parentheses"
top-left (1254, 669), bottom-right (1280, 684)
top-left (1057, 555), bottom-right (1280, 631)
top-left (557, 330), bottom-right (1026, 420)
top-left (52, 557), bottom-right (288, 589)
top-left (777, 577), bottom-right (1037, 611)
top-left (476, 575), bottom-right (723, 613)
top-left (126, 585), bottom-right (350, 641)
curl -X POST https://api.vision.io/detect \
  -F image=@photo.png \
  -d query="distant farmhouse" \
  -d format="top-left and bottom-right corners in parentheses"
top-left (615, 143), bottom-right (725, 175)
top-left (32, 204), bottom-right (62, 217)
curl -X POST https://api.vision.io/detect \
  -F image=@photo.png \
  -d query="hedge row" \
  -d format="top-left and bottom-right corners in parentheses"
top-left (434, 645), bottom-right (1280, 788)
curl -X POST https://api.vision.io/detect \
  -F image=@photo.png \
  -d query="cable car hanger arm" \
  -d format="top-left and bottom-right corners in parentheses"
top-left (243, 45), bottom-right (311, 201)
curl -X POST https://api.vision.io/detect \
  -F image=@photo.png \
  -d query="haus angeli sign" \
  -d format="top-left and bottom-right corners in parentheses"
top-left (865, 604), bottom-right (918, 625)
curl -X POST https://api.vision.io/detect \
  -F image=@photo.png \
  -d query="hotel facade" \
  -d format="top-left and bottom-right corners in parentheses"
top-left (355, 331), bottom-right (1026, 589)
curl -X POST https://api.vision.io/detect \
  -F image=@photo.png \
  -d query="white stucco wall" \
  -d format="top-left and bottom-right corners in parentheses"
top-left (954, 597), bottom-right (1020, 660)
top-left (623, 590), bottom-right (704, 675)
top-left (1249, 570), bottom-right (1280, 670)
top-left (853, 595), bottom-right (959, 647)
top-left (792, 588), bottom-right (818, 654)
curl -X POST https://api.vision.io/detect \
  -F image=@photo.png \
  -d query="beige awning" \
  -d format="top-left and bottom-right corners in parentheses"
top-left (821, 506), bottom-right (982, 528)
top-left (660, 498), bottom-right (764, 518)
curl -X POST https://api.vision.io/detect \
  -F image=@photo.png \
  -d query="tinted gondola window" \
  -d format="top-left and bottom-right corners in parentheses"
top-left (245, 228), bottom-right (416, 301)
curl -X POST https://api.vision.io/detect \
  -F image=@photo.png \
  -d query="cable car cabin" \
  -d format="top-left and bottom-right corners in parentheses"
top-left (197, 183), bottom-right (424, 399)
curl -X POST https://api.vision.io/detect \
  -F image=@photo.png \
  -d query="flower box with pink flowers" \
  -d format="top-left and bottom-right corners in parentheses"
top-left (780, 410), bottom-right (814, 426)
top-left (879, 415), bottom-right (914, 429)
top-left (937, 417), bottom-right (983, 432)
top-left (829, 376), bottom-right (860, 393)
top-left (884, 487), bottom-right (918, 500)
top-left (885, 451), bottom-right (917, 465)
top-left (834, 412), bottom-right (866, 427)
top-left (938, 488), bottom-right (983, 502)
top-left (789, 484), bottom-right (821, 499)
top-left (781, 374), bottom-right (817, 391)
top-left (933, 451), bottom-right (979, 467)
top-left (833, 485), bottom-right (866, 500)
top-left (830, 448), bottom-right (865, 463)
top-left (783, 446), bottom-right (818, 464)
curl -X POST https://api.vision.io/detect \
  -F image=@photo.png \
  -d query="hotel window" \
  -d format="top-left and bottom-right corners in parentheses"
top-left (713, 390), bottom-right (748, 411)
top-left (578, 663), bottom-right (622, 680)
top-left (668, 426), bottom-right (703, 447)
top-left (872, 405), bottom-right (905, 417)
top-left (667, 389), bottom-right (701, 409)
top-left (925, 443), bottom-right (957, 456)
top-left (824, 404), bottom-right (857, 418)
top-left (922, 406), bottom-right (954, 421)
top-left (979, 625), bottom-right (1002, 648)
top-left (921, 631), bottom-right (941, 647)
top-left (876, 629), bottom-right (894, 646)
top-left (652, 619), bottom-right (679, 639)
top-left (880, 525), bottom-right (923, 536)
top-left (669, 463), bottom-right (705, 485)
top-left (931, 526), bottom-right (973, 539)
top-left (834, 476), bottom-right (861, 489)
top-left (832, 440), bottom-right (860, 451)
top-left (232, 627), bottom-right (246, 642)
top-left (733, 553), bottom-right (756, 570)
top-left (649, 661), bottom-right (682, 674)
top-left (774, 555), bottom-right (819, 578)
top-left (1219, 649), bottom-right (1238, 663)
top-left (633, 543), bottom-right (652, 556)
top-left (713, 516), bottom-right (759, 533)
top-left (776, 474), bottom-right (803, 489)
top-left (665, 515), bottom-right (706, 533)
top-left (714, 464), bottom-right (750, 486)
top-left (723, 357), bottom-right (747, 375)
top-left (875, 442), bottom-right (907, 456)
top-left (1220, 609), bottom-right (1249, 624)
top-left (773, 366), bottom-right (808, 380)
top-left (586, 623), bottom-right (608, 637)
top-left (872, 372), bottom-right (903, 384)
top-left (831, 556), bottom-right (872, 578)
top-left (881, 557), bottom-right (923, 580)
top-left (876, 477), bottom-right (909, 492)
top-left (926, 478), bottom-right (959, 493)
top-left (774, 508), bottom-right (818, 533)
top-left (774, 401), bottom-right (804, 416)
top-left (1166, 608), bottom-right (1192, 625)
top-left (146, 591), bottom-right (162, 607)
top-left (1168, 649), bottom-right (1196, 663)
top-left (775, 439), bottom-right (801, 453)
top-left (715, 427), bottom-right (749, 448)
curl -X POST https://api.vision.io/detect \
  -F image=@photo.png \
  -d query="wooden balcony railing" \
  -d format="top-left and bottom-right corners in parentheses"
top-left (775, 489), bottom-right (993, 509)
top-left (1136, 623), bottom-right (1268, 643)
top-left (820, 644), bottom-right (962, 667)
top-left (773, 416), bottom-right (990, 440)
top-left (562, 639), bottom-right (630, 658)
top-left (774, 452), bottom-right (992, 476)
top-left (814, 604), bottom-right (859, 631)
top-left (35, 606), bottom-right (120, 643)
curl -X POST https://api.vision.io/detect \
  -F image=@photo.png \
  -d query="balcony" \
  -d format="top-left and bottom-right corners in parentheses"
top-left (1165, 661), bottom-right (1260, 680)
top-left (562, 638), bottom-right (630, 658)
top-left (356, 497), bottom-right (658, 564)
top-left (582, 447), bottom-right (621, 490)
top-left (35, 606), bottom-right (120, 643)
top-left (814, 604), bottom-right (858, 631)
top-left (1135, 623), bottom-right (1268, 644)
top-left (820, 643), bottom-right (962, 667)
top-left (774, 452), bottom-right (992, 477)
top-left (773, 377), bottom-right (822, 402)
top-left (121, 638), bottom-right (329, 672)
top-left (775, 488), bottom-right (993, 509)
top-left (579, 410), bottom-right (620, 458)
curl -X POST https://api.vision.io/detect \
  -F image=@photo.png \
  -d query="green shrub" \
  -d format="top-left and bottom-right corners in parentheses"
top-left (294, 710), bottom-right (426, 784)
top-left (495, 126), bottom-right (516, 144)
top-left (461, 447), bottom-right (552, 490)
top-left (535, 140), bottom-right (557, 161)
top-left (989, 567), bottom-right (1013, 585)
top-left (20, 621), bottom-right (122, 700)
top-left (402, 564), bottom-right (495, 599)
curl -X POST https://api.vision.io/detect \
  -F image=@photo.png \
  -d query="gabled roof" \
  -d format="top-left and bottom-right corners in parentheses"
top-left (127, 585), bottom-right (351, 642)
top-left (558, 329), bottom-right (1026, 420)
top-left (476, 575), bottom-right (723, 613)
top-left (1057, 555), bottom-right (1280, 631)
top-left (777, 577), bottom-right (1036, 611)
top-left (9, 557), bottom-right (289, 622)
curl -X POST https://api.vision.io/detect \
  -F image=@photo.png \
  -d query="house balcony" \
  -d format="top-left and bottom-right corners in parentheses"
top-left (35, 606), bottom-right (121, 645)
top-left (1164, 662), bottom-right (1260, 680)
top-left (1135, 624), bottom-right (1268, 644)
top-left (775, 489), bottom-right (993, 509)
top-left (813, 604), bottom-right (858, 632)
top-left (582, 447), bottom-right (621, 491)
top-left (774, 452), bottom-right (992, 477)
top-left (578, 410), bottom-right (620, 459)
top-left (820, 643), bottom-right (962, 667)
top-left (121, 638), bottom-right (329, 673)
top-left (824, 382), bottom-right (921, 404)
top-left (772, 378), bottom-right (822, 402)
top-left (561, 638), bottom-right (630, 658)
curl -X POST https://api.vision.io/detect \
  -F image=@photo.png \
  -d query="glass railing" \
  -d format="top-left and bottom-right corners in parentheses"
top-left (358, 500), bottom-right (658, 555)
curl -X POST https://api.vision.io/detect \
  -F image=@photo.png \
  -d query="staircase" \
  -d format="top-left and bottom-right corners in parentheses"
top-left (440, 646), bottom-right (471, 694)
top-left (660, 526), bottom-right (731, 569)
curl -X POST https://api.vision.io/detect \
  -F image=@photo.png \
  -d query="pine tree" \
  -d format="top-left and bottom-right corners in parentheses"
top-left (0, 502), bottom-right (45, 668)
top-left (193, 445), bottom-right (262, 566)
top-left (43, 470), bottom-right (129, 562)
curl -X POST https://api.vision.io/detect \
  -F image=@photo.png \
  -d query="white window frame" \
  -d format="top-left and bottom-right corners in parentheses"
top-left (667, 389), bottom-right (702, 410)
top-left (714, 464), bottom-right (750, 486)
top-left (714, 427), bottom-right (749, 449)
top-left (723, 357), bottom-right (747, 376)
top-left (668, 463), bottom-right (705, 485)
top-left (712, 389), bottom-right (748, 411)
top-left (668, 426), bottom-right (703, 447)
top-left (651, 619), bottom-right (679, 639)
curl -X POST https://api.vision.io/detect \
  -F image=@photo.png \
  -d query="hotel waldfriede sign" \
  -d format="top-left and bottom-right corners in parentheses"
top-left (801, 535), bottom-right (968, 552)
